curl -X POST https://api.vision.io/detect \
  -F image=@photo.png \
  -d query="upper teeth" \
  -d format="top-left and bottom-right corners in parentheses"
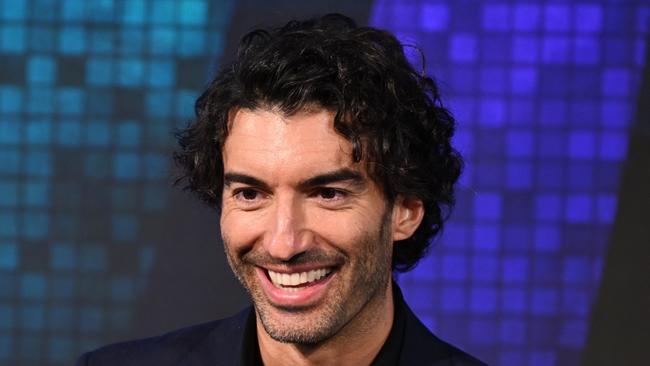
top-left (268, 268), bottom-right (331, 288)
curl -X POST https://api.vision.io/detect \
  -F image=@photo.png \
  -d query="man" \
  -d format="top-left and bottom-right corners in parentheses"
top-left (77, 14), bottom-right (487, 366)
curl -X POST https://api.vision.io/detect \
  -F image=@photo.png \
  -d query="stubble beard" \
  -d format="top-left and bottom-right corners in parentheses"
top-left (223, 211), bottom-right (394, 345)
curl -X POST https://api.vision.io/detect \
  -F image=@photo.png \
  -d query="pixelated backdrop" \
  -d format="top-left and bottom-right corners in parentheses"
top-left (0, 1), bottom-right (648, 365)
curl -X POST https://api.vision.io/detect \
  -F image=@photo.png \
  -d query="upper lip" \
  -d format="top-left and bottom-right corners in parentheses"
top-left (258, 264), bottom-right (337, 274)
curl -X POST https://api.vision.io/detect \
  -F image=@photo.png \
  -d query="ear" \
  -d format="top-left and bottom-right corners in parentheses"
top-left (391, 195), bottom-right (425, 241)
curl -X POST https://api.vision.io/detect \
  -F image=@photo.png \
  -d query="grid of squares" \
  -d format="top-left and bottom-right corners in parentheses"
top-left (371, 0), bottom-right (648, 365)
top-left (1, 0), bottom-right (648, 365)
top-left (0, 0), bottom-right (233, 364)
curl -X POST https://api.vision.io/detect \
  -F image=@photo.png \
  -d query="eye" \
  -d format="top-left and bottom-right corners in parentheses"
top-left (229, 187), bottom-right (270, 210)
top-left (233, 188), bottom-right (263, 202)
top-left (316, 187), bottom-right (346, 201)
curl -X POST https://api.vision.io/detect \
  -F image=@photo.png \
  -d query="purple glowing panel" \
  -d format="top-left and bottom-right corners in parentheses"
top-left (371, 0), bottom-right (646, 365)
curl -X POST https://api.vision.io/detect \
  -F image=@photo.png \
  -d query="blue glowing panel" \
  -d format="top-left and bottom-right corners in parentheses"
top-left (0, 243), bottom-right (18, 270)
top-left (371, 0), bottom-right (646, 365)
top-left (0, 0), bottom-right (233, 364)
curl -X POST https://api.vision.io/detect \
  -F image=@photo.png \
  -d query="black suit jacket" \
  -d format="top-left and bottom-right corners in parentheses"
top-left (76, 287), bottom-right (487, 365)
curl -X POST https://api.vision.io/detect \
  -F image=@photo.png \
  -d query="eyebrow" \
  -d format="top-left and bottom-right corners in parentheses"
top-left (223, 173), bottom-right (272, 191)
top-left (297, 169), bottom-right (365, 190)
top-left (223, 169), bottom-right (365, 191)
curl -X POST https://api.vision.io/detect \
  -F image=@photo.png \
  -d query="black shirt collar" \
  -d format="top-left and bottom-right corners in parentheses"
top-left (369, 283), bottom-right (406, 365)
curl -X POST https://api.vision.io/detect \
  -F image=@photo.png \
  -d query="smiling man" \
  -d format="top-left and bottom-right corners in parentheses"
top-left (77, 13), bottom-right (486, 366)
top-left (220, 108), bottom-right (404, 365)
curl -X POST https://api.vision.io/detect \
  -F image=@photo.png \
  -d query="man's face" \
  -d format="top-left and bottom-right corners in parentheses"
top-left (220, 108), bottom-right (397, 344)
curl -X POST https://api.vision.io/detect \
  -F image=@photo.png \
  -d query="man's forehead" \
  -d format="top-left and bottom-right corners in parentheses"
top-left (222, 106), bottom-right (378, 185)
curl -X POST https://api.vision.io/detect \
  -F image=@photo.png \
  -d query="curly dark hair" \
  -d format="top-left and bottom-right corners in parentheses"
top-left (174, 13), bottom-right (462, 272)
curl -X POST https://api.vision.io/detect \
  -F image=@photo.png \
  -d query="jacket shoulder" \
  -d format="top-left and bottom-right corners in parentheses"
top-left (75, 308), bottom-right (251, 366)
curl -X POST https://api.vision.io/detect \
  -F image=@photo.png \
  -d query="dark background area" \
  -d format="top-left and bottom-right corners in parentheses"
top-left (581, 33), bottom-right (650, 366)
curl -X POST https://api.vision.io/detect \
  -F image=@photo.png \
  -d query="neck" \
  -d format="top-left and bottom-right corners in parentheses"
top-left (257, 280), bottom-right (394, 366)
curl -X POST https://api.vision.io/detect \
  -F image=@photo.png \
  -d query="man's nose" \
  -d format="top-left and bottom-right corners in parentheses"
top-left (263, 194), bottom-right (311, 261)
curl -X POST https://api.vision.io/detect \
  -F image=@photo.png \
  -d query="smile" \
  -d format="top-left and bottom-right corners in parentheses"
top-left (255, 265), bottom-right (337, 306)
top-left (267, 268), bottom-right (332, 291)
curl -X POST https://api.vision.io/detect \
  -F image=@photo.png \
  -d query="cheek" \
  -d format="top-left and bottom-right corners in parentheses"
top-left (220, 211), bottom-right (265, 252)
top-left (307, 208), bottom-right (380, 247)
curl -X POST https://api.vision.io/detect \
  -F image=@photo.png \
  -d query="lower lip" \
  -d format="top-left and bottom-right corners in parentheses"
top-left (256, 267), bottom-right (336, 307)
